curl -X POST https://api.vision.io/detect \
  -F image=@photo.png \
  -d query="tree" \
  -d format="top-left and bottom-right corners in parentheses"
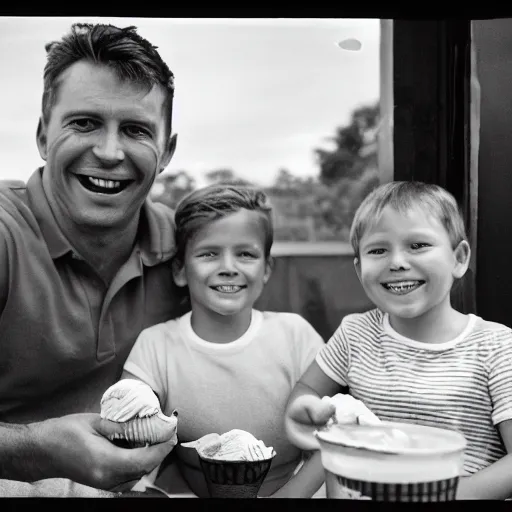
top-left (205, 169), bottom-right (255, 187)
top-left (315, 102), bottom-right (379, 186)
top-left (151, 170), bottom-right (196, 210)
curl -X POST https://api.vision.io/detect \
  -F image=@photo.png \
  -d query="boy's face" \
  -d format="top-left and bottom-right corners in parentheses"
top-left (173, 209), bottom-right (272, 324)
top-left (354, 205), bottom-right (470, 322)
top-left (37, 60), bottom-right (176, 233)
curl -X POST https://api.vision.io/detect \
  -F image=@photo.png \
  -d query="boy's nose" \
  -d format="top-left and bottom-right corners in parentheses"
top-left (389, 251), bottom-right (410, 271)
top-left (219, 253), bottom-right (238, 274)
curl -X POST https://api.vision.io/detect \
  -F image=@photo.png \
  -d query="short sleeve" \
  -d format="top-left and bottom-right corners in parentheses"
top-left (315, 318), bottom-right (351, 387)
top-left (294, 316), bottom-right (325, 378)
top-left (123, 325), bottom-right (168, 405)
top-left (487, 329), bottom-right (512, 425)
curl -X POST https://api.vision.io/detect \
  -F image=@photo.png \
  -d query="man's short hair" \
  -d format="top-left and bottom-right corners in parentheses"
top-left (42, 23), bottom-right (175, 133)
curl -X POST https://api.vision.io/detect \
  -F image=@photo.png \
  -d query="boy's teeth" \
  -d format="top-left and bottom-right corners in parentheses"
top-left (385, 280), bottom-right (422, 293)
top-left (215, 285), bottom-right (242, 293)
top-left (88, 177), bottom-right (121, 189)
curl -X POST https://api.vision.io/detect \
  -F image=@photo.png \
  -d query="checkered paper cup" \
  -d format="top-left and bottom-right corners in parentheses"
top-left (315, 422), bottom-right (466, 501)
top-left (198, 452), bottom-right (275, 498)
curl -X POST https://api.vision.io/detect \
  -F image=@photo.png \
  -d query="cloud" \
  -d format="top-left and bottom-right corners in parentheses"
top-left (0, 18), bottom-right (380, 186)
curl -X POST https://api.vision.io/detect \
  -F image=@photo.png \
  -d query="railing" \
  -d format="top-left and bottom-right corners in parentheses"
top-left (256, 242), bottom-right (374, 342)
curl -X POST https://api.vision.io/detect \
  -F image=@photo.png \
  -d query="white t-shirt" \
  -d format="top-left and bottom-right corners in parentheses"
top-left (316, 308), bottom-right (512, 475)
top-left (124, 309), bottom-right (324, 496)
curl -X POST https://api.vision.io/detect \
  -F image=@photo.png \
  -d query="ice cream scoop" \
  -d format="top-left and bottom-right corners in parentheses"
top-left (182, 429), bottom-right (274, 461)
top-left (322, 394), bottom-right (381, 426)
top-left (182, 429), bottom-right (276, 498)
top-left (101, 379), bottom-right (178, 448)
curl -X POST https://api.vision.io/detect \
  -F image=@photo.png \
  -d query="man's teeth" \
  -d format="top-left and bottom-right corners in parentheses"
top-left (384, 281), bottom-right (423, 293)
top-left (88, 177), bottom-right (121, 189)
top-left (213, 285), bottom-right (242, 293)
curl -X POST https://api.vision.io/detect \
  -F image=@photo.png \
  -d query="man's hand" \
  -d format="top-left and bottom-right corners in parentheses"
top-left (28, 413), bottom-right (176, 491)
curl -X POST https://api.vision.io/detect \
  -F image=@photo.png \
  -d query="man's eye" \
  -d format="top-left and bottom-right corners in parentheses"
top-left (125, 125), bottom-right (151, 138)
top-left (198, 252), bottom-right (215, 258)
top-left (239, 251), bottom-right (257, 258)
top-left (69, 119), bottom-right (96, 131)
top-left (368, 248), bottom-right (385, 255)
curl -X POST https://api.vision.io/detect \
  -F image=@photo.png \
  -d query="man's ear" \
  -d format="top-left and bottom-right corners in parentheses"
top-left (452, 240), bottom-right (471, 279)
top-left (354, 256), bottom-right (362, 283)
top-left (36, 117), bottom-right (48, 161)
top-left (263, 256), bottom-right (274, 285)
top-left (171, 257), bottom-right (187, 287)
top-left (159, 133), bottom-right (178, 174)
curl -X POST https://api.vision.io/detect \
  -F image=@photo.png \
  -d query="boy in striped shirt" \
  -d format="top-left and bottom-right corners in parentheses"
top-left (285, 181), bottom-right (512, 500)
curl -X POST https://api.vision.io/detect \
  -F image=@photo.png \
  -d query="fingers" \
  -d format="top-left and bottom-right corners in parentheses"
top-left (95, 417), bottom-right (128, 439)
top-left (308, 400), bottom-right (336, 425)
top-left (289, 395), bottom-right (335, 426)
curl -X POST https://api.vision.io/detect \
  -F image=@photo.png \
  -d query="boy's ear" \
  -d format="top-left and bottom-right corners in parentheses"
top-left (452, 240), bottom-right (471, 279)
top-left (172, 258), bottom-right (187, 287)
top-left (354, 256), bottom-right (362, 283)
top-left (263, 256), bottom-right (274, 284)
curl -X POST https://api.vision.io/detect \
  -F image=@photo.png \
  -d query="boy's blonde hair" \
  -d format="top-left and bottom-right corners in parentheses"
top-left (350, 181), bottom-right (467, 258)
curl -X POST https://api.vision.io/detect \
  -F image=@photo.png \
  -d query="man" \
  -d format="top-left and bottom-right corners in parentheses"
top-left (0, 23), bottom-right (187, 496)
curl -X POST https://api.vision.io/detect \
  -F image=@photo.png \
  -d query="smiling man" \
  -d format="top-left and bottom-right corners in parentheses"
top-left (0, 23), bottom-right (188, 496)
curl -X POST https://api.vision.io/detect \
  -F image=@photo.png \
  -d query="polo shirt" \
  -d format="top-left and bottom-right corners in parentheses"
top-left (0, 168), bottom-right (188, 423)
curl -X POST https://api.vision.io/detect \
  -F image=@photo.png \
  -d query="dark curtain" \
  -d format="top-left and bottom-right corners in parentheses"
top-left (393, 20), bottom-right (476, 315)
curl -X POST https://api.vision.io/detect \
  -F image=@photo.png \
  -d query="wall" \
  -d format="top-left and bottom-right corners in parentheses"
top-left (255, 242), bottom-right (374, 341)
top-left (472, 19), bottom-right (512, 326)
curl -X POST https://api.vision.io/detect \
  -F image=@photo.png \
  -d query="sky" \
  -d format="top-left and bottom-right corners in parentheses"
top-left (0, 17), bottom-right (380, 187)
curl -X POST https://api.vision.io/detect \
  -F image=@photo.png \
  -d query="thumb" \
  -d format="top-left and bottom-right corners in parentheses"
top-left (96, 417), bottom-right (127, 439)
top-left (289, 395), bottom-right (335, 426)
top-left (307, 399), bottom-right (336, 425)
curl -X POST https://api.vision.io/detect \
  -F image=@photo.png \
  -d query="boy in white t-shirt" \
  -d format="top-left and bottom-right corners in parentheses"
top-left (285, 181), bottom-right (512, 500)
top-left (122, 184), bottom-right (325, 497)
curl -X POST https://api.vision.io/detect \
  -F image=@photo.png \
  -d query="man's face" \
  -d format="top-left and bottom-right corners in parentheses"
top-left (37, 60), bottom-right (176, 232)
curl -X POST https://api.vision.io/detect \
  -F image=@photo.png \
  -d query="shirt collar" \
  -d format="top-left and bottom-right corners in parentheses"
top-left (27, 168), bottom-right (176, 266)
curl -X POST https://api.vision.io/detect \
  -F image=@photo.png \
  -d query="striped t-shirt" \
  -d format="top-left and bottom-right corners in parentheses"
top-left (316, 309), bottom-right (512, 475)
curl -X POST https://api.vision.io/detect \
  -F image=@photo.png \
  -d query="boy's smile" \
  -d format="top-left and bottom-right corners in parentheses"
top-left (381, 280), bottom-right (425, 295)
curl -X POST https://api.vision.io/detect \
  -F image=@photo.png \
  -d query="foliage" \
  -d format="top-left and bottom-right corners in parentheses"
top-left (151, 101), bottom-right (381, 242)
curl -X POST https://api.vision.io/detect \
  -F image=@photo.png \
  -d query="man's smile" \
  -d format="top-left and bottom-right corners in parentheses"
top-left (75, 174), bottom-right (133, 195)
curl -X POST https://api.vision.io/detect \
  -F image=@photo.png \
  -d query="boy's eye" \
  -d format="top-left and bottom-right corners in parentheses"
top-left (410, 242), bottom-right (430, 250)
top-left (367, 248), bottom-right (385, 255)
top-left (239, 251), bottom-right (257, 258)
top-left (197, 251), bottom-right (216, 258)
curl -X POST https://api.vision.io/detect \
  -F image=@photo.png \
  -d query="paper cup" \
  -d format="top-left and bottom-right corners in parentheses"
top-left (315, 422), bottom-right (466, 501)
top-left (198, 453), bottom-right (275, 498)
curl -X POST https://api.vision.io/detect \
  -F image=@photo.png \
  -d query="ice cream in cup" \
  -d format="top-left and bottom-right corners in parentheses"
top-left (182, 429), bottom-right (276, 498)
top-left (314, 421), bottom-right (466, 501)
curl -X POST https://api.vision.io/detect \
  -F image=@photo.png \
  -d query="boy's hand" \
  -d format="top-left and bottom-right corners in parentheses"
top-left (287, 394), bottom-right (336, 427)
top-left (285, 392), bottom-right (336, 451)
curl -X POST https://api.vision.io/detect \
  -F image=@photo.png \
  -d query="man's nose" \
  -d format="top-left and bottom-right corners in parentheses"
top-left (92, 129), bottom-right (125, 165)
